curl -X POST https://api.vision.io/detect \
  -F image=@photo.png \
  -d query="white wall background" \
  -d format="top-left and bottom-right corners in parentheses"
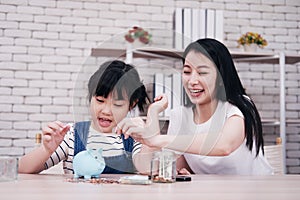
top-left (0, 0), bottom-right (300, 173)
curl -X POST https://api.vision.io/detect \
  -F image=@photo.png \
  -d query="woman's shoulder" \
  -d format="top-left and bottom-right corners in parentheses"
top-left (221, 101), bottom-right (244, 118)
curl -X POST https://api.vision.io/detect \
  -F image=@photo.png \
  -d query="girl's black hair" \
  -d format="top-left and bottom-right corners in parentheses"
top-left (182, 38), bottom-right (264, 156)
top-left (88, 60), bottom-right (150, 112)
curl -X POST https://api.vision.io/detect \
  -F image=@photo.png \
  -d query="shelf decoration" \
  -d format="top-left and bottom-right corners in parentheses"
top-left (124, 26), bottom-right (152, 64)
top-left (124, 26), bottom-right (152, 44)
top-left (237, 32), bottom-right (267, 52)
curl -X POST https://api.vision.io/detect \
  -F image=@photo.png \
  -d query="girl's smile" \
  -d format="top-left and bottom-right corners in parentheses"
top-left (98, 117), bottom-right (113, 128)
top-left (90, 93), bottom-right (130, 133)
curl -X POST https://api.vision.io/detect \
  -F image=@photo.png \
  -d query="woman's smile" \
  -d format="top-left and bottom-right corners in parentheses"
top-left (182, 50), bottom-right (218, 105)
top-left (188, 88), bottom-right (205, 97)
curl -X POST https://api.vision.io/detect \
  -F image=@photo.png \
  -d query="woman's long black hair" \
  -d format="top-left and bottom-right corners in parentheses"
top-left (182, 38), bottom-right (264, 156)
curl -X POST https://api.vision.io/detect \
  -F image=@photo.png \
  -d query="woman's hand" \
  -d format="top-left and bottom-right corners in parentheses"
top-left (177, 168), bottom-right (192, 175)
top-left (42, 121), bottom-right (70, 154)
top-left (148, 94), bottom-right (168, 114)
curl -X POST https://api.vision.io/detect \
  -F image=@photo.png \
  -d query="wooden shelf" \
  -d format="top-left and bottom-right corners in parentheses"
top-left (261, 119), bottom-right (280, 126)
top-left (286, 119), bottom-right (300, 124)
top-left (91, 47), bottom-right (300, 64)
top-left (230, 52), bottom-right (300, 65)
top-left (91, 47), bottom-right (183, 59)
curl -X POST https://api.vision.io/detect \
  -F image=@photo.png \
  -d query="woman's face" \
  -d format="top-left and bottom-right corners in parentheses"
top-left (182, 50), bottom-right (219, 105)
top-left (90, 91), bottom-right (130, 133)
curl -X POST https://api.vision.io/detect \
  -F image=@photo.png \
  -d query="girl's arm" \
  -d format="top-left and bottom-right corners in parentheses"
top-left (18, 121), bottom-right (70, 174)
top-left (18, 145), bottom-right (54, 174)
top-left (117, 117), bottom-right (156, 174)
top-left (117, 114), bottom-right (161, 174)
top-left (118, 95), bottom-right (168, 174)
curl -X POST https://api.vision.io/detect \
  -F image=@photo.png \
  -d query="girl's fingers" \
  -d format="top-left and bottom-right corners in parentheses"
top-left (125, 127), bottom-right (143, 137)
top-left (47, 122), bottom-right (63, 134)
top-left (117, 118), bottom-right (142, 134)
top-left (42, 126), bottom-right (56, 136)
top-left (43, 134), bottom-right (52, 142)
top-left (116, 117), bottom-right (146, 140)
top-left (43, 121), bottom-right (69, 138)
top-left (122, 125), bottom-right (136, 139)
top-left (60, 124), bottom-right (70, 137)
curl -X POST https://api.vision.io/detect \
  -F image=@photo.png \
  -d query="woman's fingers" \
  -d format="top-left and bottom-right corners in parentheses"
top-left (150, 94), bottom-right (168, 113)
top-left (177, 168), bottom-right (191, 175)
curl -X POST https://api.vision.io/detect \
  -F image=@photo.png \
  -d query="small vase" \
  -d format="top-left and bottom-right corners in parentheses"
top-left (243, 43), bottom-right (258, 52)
top-left (125, 42), bottom-right (133, 64)
top-left (125, 40), bottom-right (146, 64)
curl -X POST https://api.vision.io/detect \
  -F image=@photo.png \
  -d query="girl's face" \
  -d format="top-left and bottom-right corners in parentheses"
top-left (182, 50), bottom-right (219, 105)
top-left (90, 91), bottom-right (130, 133)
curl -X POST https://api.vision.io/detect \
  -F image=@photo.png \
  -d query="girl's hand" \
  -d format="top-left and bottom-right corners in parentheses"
top-left (42, 121), bottom-right (70, 154)
top-left (148, 94), bottom-right (168, 114)
top-left (116, 117), bottom-right (145, 140)
top-left (117, 95), bottom-right (168, 148)
top-left (117, 117), bottom-right (161, 148)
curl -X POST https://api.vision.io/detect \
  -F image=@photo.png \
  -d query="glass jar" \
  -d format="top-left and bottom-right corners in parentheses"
top-left (150, 149), bottom-right (176, 183)
top-left (0, 157), bottom-right (18, 182)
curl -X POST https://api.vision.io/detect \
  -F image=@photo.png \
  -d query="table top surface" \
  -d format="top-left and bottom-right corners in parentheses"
top-left (1, 173), bottom-right (300, 200)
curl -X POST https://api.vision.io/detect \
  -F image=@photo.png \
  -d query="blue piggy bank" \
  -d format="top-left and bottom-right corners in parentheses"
top-left (73, 148), bottom-right (106, 179)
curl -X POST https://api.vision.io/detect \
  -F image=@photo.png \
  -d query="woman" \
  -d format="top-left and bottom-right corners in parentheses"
top-left (118, 38), bottom-right (273, 175)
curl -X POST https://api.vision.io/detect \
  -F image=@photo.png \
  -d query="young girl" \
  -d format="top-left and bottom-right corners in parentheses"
top-left (118, 38), bottom-right (273, 175)
top-left (18, 60), bottom-right (150, 174)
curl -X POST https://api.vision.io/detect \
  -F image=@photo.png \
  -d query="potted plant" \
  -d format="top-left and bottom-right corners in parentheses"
top-left (237, 32), bottom-right (267, 52)
top-left (124, 26), bottom-right (152, 44)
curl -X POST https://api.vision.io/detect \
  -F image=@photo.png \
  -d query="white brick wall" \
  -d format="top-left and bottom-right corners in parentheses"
top-left (0, 0), bottom-right (299, 173)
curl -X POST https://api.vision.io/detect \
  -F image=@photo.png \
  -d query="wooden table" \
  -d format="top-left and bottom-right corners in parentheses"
top-left (1, 173), bottom-right (300, 200)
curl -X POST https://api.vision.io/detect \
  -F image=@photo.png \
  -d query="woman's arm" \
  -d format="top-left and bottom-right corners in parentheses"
top-left (176, 155), bottom-right (193, 175)
top-left (18, 121), bottom-right (70, 174)
top-left (146, 115), bottom-right (245, 156)
top-left (121, 94), bottom-right (245, 157)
